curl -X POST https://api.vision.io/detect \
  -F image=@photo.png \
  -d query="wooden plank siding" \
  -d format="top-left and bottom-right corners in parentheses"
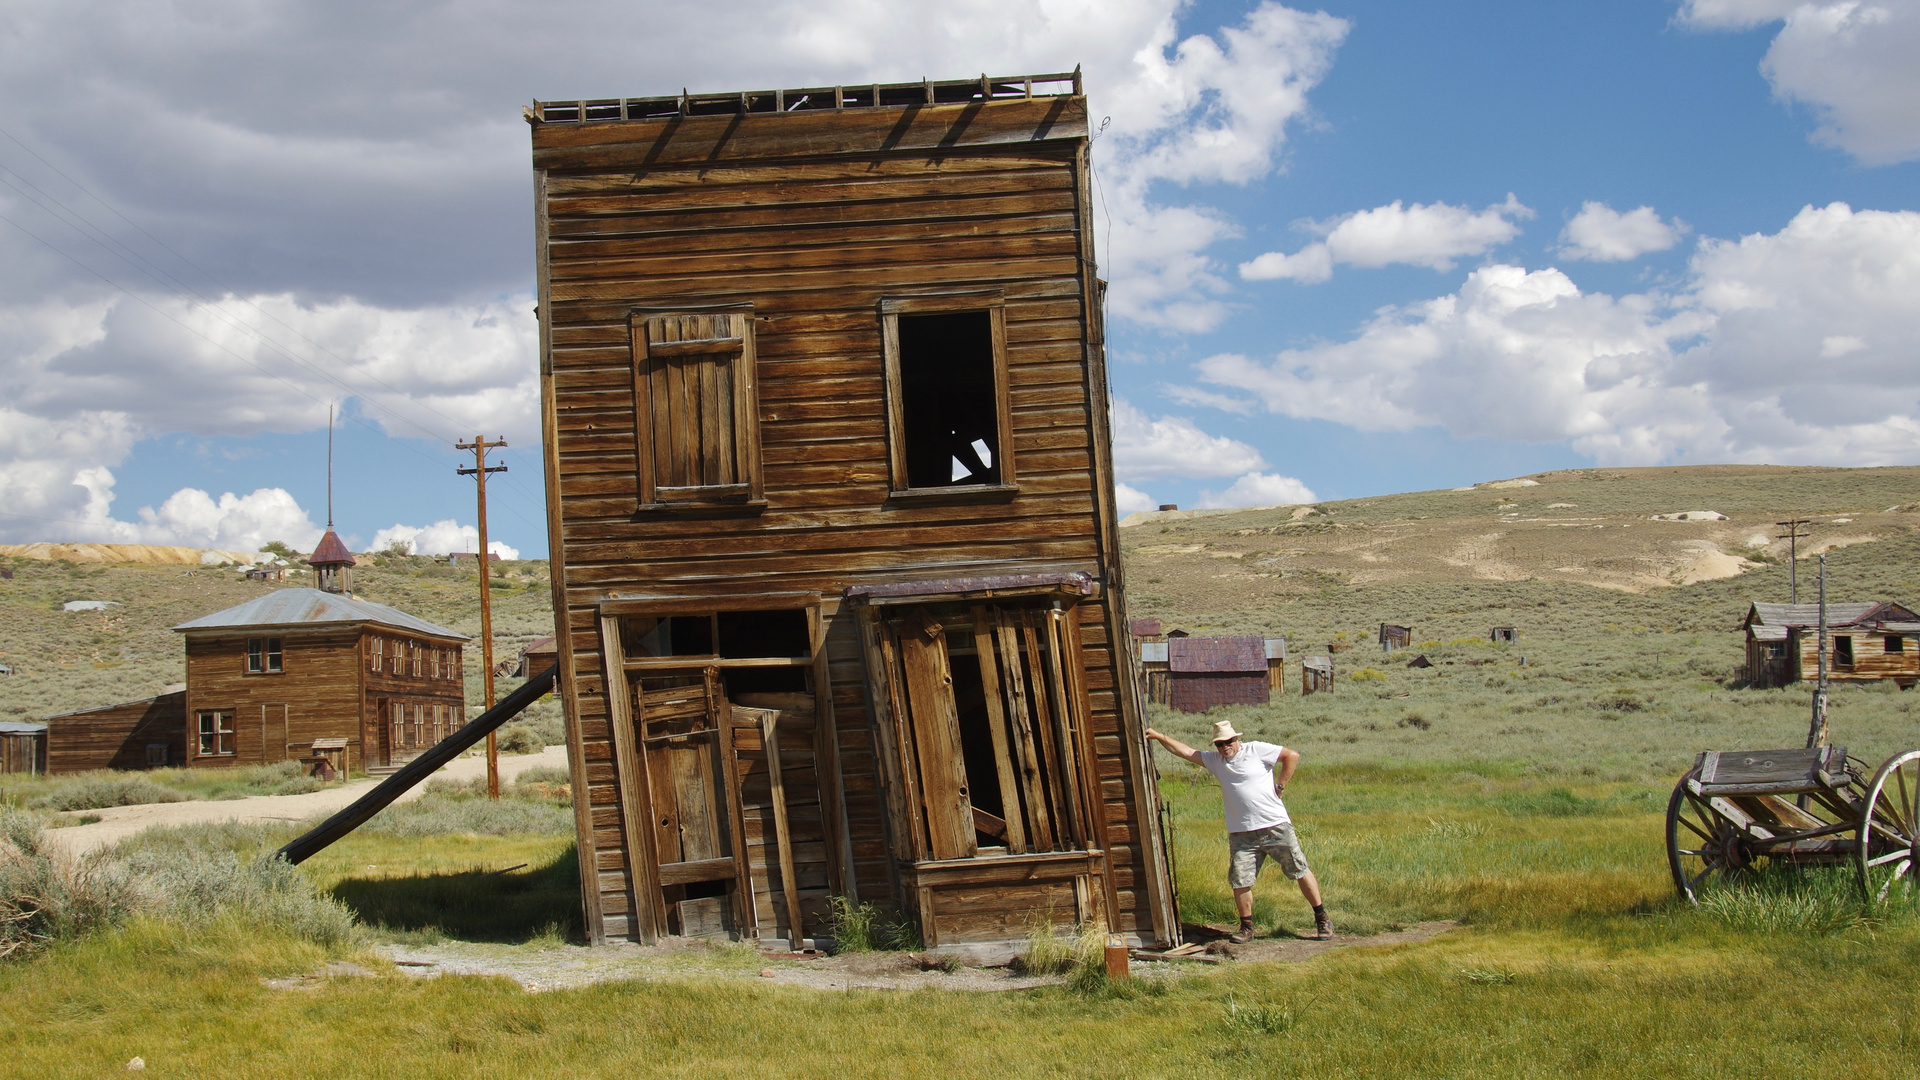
top-left (1791, 629), bottom-right (1920, 685)
top-left (532, 88), bottom-right (1177, 950)
top-left (43, 693), bottom-right (185, 773)
top-left (180, 628), bottom-right (464, 773)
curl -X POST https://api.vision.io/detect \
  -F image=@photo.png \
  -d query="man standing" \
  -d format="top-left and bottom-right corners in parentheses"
top-left (1145, 720), bottom-right (1331, 943)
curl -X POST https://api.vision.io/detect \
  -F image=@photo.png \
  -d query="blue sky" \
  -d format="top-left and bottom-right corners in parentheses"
top-left (2, 0), bottom-right (1915, 557)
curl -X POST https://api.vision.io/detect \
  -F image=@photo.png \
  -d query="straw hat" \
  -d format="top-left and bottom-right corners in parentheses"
top-left (1210, 720), bottom-right (1242, 744)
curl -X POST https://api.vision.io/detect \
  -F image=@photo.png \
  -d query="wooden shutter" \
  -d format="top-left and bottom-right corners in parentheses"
top-left (631, 306), bottom-right (762, 505)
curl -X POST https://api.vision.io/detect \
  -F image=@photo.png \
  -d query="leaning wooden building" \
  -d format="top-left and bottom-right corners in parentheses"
top-left (530, 71), bottom-right (1178, 951)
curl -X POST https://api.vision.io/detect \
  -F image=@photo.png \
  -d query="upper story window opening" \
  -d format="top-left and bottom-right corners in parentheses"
top-left (246, 637), bottom-right (283, 674)
top-left (880, 292), bottom-right (1014, 500)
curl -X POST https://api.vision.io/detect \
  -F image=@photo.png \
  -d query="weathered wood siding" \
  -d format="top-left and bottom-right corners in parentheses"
top-left (1791, 629), bottom-right (1920, 684)
top-left (0, 731), bottom-right (44, 775)
top-left (533, 91), bottom-right (1173, 947)
top-left (44, 692), bottom-right (185, 773)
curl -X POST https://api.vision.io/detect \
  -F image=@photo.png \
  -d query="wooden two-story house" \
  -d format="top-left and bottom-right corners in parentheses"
top-left (530, 72), bottom-right (1179, 953)
top-left (170, 532), bottom-right (469, 771)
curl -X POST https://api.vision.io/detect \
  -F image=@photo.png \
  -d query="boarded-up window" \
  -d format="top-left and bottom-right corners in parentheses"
top-left (879, 292), bottom-right (1014, 496)
top-left (873, 604), bottom-right (1090, 861)
top-left (631, 305), bottom-right (763, 507)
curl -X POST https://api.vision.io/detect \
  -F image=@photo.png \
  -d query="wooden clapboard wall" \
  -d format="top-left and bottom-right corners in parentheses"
top-left (43, 692), bottom-right (185, 773)
top-left (532, 82), bottom-right (1176, 948)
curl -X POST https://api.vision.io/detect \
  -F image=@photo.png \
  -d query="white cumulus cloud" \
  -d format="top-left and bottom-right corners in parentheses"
top-left (1682, 0), bottom-right (1920, 165)
top-left (1113, 483), bottom-right (1160, 513)
top-left (1197, 202), bottom-right (1920, 467)
top-left (1109, 399), bottom-right (1267, 480)
top-left (1197, 471), bottom-right (1317, 508)
top-left (371, 520), bottom-right (519, 560)
top-left (1558, 202), bottom-right (1686, 262)
top-left (1241, 195), bottom-right (1532, 283)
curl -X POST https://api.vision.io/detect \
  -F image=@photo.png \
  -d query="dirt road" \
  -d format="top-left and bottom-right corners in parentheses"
top-left (42, 745), bottom-right (570, 857)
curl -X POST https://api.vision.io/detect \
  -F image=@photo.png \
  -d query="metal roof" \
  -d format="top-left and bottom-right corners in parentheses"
top-left (1746, 601), bottom-right (1917, 630)
top-left (0, 721), bottom-right (46, 734)
top-left (1130, 618), bottom-right (1163, 637)
top-left (531, 70), bottom-right (1081, 126)
top-left (1139, 641), bottom-right (1169, 663)
top-left (42, 690), bottom-right (184, 722)
top-left (1168, 635), bottom-right (1267, 674)
top-left (171, 587), bottom-right (467, 640)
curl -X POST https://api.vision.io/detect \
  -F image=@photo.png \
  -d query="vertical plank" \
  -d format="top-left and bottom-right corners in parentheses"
top-left (809, 602), bottom-right (856, 902)
top-left (700, 349), bottom-right (724, 486)
top-left (757, 707), bottom-right (805, 949)
top-left (879, 311), bottom-right (908, 491)
top-left (599, 613), bottom-right (662, 943)
top-left (733, 312), bottom-right (764, 501)
top-left (708, 667), bottom-right (756, 941)
top-left (996, 611), bottom-right (1053, 852)
top-left (1022, 612), bottom-right (1071, 847)
top-left (1042, 605), bottom-right (1087, 849)
top-left (897, 610), bottom-right (975, 861)
top-left (858, 609), bottom-right (919, 864)
top-left (672, 737), bottom-right (724, 862)
top-left (1060, 604), bottom-right (1120, 926)
top-left (970, 604), bottom-right (1027, 853)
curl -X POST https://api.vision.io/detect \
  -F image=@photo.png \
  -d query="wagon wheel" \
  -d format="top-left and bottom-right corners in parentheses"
top-left (1856, 750), bottom-right (1920, 907)
top-left (1667, 770), bottom-right (1751, 903)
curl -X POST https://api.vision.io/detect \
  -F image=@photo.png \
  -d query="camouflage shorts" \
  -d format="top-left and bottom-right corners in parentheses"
top-left (1227, 823), bottom-right (1310, 888)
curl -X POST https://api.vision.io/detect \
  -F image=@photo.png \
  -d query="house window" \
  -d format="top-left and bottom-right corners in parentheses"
top-left (411, 644), bottom-right (422, 678)
top-left (1888, 636), bottom-right (1906, 654)
top-left (413, 704), bottom-right (426, 746)
top-left (1766, 641), bottom-right (1788, 659)
top-left (389, 700), bottom-right (405, 750)
top-left (630, 304), bottom-right (763, 508)
top-left (370, 637), bottom-right (383, 672)
top-left (246, 637), bottom-right (283, 674)
top-left (145, 743), bottom-right (170, 767)
top-left (196, 710), bottom-right (234, 756)
top-left (391, 641), bottom-right (403, 675)
top-left (1834, 635), bottom-right (1855, 668)
top-left (879, 292), bottom-right (1014, 498)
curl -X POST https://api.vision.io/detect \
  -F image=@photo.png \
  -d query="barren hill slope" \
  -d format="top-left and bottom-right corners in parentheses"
top-left (1123, 465), bottom-right (1920, 612)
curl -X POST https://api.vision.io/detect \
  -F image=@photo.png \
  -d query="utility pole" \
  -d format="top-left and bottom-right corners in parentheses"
top-left (1776, 517), bottom-right (1811, 603)
top-left (1806, 553), bottom-right (1830, 750)
top-left (458, 436), bottom-right (508, 799)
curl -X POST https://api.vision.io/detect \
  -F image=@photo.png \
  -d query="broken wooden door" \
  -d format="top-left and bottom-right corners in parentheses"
top-left (875, 603), bottom-right (1096, 862)
top-left (634, 672), bottom-right (751, 938)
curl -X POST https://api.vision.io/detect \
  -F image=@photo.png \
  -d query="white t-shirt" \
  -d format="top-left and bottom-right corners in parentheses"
top-left (1197, 740), bottom-right (1290, 833)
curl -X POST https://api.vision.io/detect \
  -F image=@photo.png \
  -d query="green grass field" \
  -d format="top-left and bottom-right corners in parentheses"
top-left (3, 465), bottom-right (1918, 1077)
top-left (5, 771), bottom-right (1919, 1079)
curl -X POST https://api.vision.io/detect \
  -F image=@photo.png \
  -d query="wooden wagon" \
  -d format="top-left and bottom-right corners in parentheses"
top-left (1666, 745), bottom-right (1920, 905)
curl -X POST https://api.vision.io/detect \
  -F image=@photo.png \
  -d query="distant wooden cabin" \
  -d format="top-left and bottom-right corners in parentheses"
top-left (529, 71), bottom-right (1178, 953)
top-left (42, 691), bottom-right (185, 772)
top-left (1140, 636), bottom-right (1284, 708)
top-left (1164, 636), bottom-right (1269, 712)
top-left (171, 587), bottom-right (468, 772)
top-left (1302, 656), bottom-right (1335, 695)
top-left (1490, 626), bottom-right (1516, 644)
top-left (517, 635), bottom-right (559, 679)
top-left (1379, 624), bottom-right (1413, 652)
top-left (1, 721), bottom-right (46, 775)
top-left (1742, 601), bottom-right (1920, 689)
top-left (1129, 618), bottom-right (1166, 643)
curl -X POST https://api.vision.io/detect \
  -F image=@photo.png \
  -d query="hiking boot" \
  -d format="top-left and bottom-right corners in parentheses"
top-left (1312, 911), bottom-right (1334, 940)
top-left (1228, 924), bottom-right (1257, 944)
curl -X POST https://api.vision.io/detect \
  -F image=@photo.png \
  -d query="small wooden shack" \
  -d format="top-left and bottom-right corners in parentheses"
top-left (42, 691), bottom-right (185, 771)
top-left (1742, 601), bottom-right (1920, 689)
top-left (517, 635), bottom-right (559, 679)
top-left (1489, 626), bottom-right (1516, 644)
top-left (171, 587), bottom-right (468, 771)
top-left (1164, 636), bottom-right (1269, 712)
top-left (529, 70), bottom-right (1178, 952)
top-left (0, 721), bottom-right (46, 775)
top-left (1302, 656), bottom-right (1335, 695)
top-left (1379, 624), bottom-right (1412, 652)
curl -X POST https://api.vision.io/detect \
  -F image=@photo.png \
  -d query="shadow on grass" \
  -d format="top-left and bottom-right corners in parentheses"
top-left (329, 843), bottom-right (583, 944)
